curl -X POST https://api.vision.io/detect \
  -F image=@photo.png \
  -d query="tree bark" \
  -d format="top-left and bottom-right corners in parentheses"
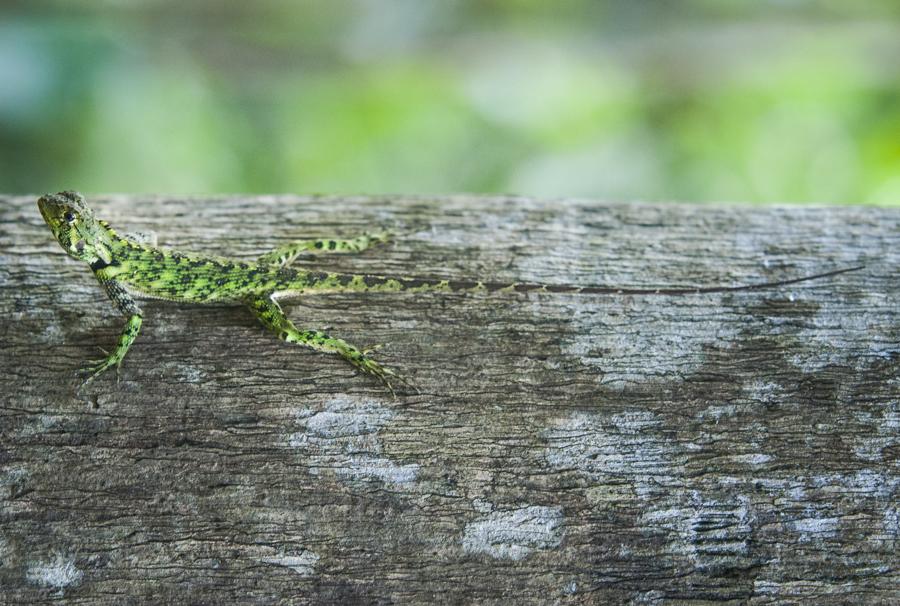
top-left (1, 194), bottom-right (898, 604)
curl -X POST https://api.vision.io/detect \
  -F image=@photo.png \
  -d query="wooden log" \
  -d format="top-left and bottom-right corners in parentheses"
top-left (1, 194), bottom-right (897, 604)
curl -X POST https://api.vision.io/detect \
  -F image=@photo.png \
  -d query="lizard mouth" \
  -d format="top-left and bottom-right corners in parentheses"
top-left (37, 196), bottom-right (65, 232)
top-left (37, 197), bottom-right (52, 224)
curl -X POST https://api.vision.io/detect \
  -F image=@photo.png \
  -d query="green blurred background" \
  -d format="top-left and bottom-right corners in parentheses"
top-left (2, 0), bottom-right (898, 204)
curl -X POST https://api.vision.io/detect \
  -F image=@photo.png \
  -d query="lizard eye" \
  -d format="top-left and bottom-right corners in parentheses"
top-left (64, 210), bottom-right (76, 224)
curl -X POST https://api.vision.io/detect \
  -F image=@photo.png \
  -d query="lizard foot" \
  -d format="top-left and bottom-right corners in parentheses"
top-left (366, 230), bottom-right (394, 248)
top-left (77, 349), bottom-right (123, 388)
top-left (354, 354), bottom-right (417, 397)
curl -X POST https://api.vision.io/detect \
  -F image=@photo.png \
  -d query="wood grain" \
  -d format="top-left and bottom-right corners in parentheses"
top-left (1, 195), bottom-right (898, 604)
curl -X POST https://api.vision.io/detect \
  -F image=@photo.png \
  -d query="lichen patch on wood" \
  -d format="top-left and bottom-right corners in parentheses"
top-left (560, 295), bottom-right (743, 387)
top-left (25, 554), bottom-right (83, 590)
top-left (461, 505), bottom-right (564, 560)
top-left (543, 410), bottom-right (678, 492)
top-left (288, 396), bottom-right (420, 487)
top-left (258, 551), bottom-right (320, 577)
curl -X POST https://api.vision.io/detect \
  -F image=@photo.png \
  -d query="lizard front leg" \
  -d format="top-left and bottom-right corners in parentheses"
top-left (257, 232), bottom-right (391, 268)
top-left (245, 294), bottom-right (408, 394)
top-left (79, 277), bottom-right (143, 387)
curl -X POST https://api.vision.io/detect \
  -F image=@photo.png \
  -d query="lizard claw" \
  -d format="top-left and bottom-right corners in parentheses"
top-left (77, 358), bottom-right (110, 389)
top-left (369, 230), bottom-right (394, 246)
top-left (389, 372), bottom-right (420, 395)
top-left (354, 353), bottom-right (416, 397)
top-left (346, 231), bottom-right (393, 254)
top-left (77, 353), bottom-right (123, 389)
top-left (362, 343), bottom-right (385, 356)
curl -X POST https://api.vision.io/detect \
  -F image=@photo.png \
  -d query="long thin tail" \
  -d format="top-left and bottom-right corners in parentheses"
top-left (291, 265), bottom-right (863, 296)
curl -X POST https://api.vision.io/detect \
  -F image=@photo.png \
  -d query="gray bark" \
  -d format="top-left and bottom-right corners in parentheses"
top-left (1, 194), bottom-right (898, 605)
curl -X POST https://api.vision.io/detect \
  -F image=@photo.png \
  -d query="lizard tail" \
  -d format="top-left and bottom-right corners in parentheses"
top-left (285, 265), bottom-right (863, 296)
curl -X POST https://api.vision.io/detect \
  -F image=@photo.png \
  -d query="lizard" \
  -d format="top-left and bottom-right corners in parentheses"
top-left (38, 191), bottom-right (863, 394)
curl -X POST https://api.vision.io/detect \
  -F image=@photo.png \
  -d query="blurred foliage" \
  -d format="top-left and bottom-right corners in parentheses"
top-left (0, 0), bottom-right (897, 204)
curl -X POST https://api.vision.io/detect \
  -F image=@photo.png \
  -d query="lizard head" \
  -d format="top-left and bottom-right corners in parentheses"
top-left (38, 191), bottom-right (114, 265)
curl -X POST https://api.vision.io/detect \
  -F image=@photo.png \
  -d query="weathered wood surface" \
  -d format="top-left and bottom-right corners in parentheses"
top-left (1, 194), bottom-right (898, 605)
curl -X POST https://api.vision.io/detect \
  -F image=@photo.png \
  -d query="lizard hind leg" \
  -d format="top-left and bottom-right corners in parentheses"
top-left (257, 232), bottom-right (391, 268)
top-left (245, 294), bottom-right (409, 394)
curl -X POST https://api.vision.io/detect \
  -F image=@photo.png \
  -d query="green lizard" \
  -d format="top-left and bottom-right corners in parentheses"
top-left (39, 191), bottom-right (862, 394)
